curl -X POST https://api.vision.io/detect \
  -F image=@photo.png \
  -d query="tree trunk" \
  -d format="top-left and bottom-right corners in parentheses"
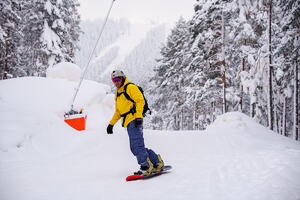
top-left (180, 108), bottom-right (183, 130)
top-left (240, 57), bottom-right (246, 112)
top-left (294, 50), bottom-right (299, 140)
top-left (275, 106), bottom-right (279, 134)
top-left (180, 78), bottom-right (184, 130)
top-left (283, 96), bottom-right (287, 137)
top-left (69, 28), bottom-right (74, 59)
top-left (2, 28), bottom-right (10, 80)
top-left (268, 0), bottom-right (274, 130)
top-left (174, 115), bottom-right (177, 130)
top-left (211, 101), bottom-right (216, 123)
top-left (221, 11), bottom-right (227, 113)
top-left (194, 105), bottom-right (199, 130)
top-left (70, 43), bottom-right (73, 59)
top-left (251, 103), bottom-right (255, 118)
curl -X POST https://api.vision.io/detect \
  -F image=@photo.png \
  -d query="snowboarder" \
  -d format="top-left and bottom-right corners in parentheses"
top-left (106, 70), bottom-right (164, 176)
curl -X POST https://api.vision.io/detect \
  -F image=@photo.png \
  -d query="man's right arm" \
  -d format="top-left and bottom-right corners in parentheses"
top-left (109, 111), bottom-right (121, 125)
top-left (110, 94), bottom-right (121, 125)
top-left (107, 101), bottom-right (121, 134)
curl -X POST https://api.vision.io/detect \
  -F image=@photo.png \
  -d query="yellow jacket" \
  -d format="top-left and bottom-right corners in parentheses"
top-left (109, 78), bottom-right (145, 127)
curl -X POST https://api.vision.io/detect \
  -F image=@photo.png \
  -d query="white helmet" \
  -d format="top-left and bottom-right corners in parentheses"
top-left (111, 70), bottom-right (125, 79)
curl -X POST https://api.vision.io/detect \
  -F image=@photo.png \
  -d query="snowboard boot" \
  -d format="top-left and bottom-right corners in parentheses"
top-left (134, 157), bottom-right (153, 176)
top-left (153, 154), bottom-right (164, 173)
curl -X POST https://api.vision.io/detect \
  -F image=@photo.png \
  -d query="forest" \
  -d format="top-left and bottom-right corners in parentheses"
top-left (0, 0), bottom-right (299, 140)
top-left (148, 0), bottom-right (299, 141)
top-left (0, 0), bottom-right (81, 78)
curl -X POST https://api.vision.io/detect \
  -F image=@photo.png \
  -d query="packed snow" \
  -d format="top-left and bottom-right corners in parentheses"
top-left (0, 63), bottom-right (300, 200)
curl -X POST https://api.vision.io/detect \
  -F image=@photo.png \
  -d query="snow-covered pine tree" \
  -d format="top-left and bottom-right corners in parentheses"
top-left (274, 0), bottom-right (300, 139)
top-left (237, 0), bottom-right (271, 127)
top-left (18, 0), bottom-right (81, 77)
top-left (0, 0), bottom-right (24, 79)
top-left (149, 18), bottom-right (191, 130)
top-left (295, 50), bottom-right (299, 140)
top-left (226, 0), bottom-right (261, 115)
top-left (269, 0), bottom-right (287, 134)
top-left (187, 0), bottom-right (226, 128)
top-left (58, 0), bottom-right (81, 62)
top-left (215, 0), bottom-right (249, 114)
top-left (272, 0), bottom-right (293, 135)
top-left (20, 0), bottom-right (44, 76)
top-left (267, 0), bottom-right (275, 131)
top-left (39, 0), bottom-right (81, 73)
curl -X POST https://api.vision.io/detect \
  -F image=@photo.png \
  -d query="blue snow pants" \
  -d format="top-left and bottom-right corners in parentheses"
top-left (127, 121), bottom-right (159, 167)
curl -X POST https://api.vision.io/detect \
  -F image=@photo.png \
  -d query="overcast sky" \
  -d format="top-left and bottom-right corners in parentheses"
top-left (78, 0), bottom-right (196, 24)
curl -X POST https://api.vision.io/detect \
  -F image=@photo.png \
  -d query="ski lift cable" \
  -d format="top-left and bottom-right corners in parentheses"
top-left (69, 0), bottom-right (116, 112)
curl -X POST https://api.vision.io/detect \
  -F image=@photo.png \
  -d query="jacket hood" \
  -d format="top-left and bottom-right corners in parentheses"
top-left (117, 78), bottom-right (131, 93)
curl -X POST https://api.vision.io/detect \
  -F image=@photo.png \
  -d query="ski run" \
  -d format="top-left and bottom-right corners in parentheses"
top-left (0, 67), bottom-right (300, 200)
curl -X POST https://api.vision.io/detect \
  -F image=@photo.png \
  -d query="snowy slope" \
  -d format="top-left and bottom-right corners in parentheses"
top-left (0, 76), bottom-right (300, 200)
top-left (75, 20), bottom-right (165, 86)
top-left (96, 23), bottom-right (156, 78)
top-left (77, 21), bottom-right (157, 77)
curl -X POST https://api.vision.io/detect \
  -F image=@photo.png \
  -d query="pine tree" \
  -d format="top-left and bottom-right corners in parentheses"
top-left (58, 0), bottom-right (81, 62)
top-left (237, 0), bottom-right (271, 127)
top-left (20, 0), bottom-right (81, 76)
top-left (227, 0), bottom-right (261, 115)
top-left (276, 0), bottom-right (300, 139)
top-left (149, 18), bottom-right (191, 130)
top-left (0, 0), bottom-right (23, 79)
top-left (188, 0), bottom-right (227, 127)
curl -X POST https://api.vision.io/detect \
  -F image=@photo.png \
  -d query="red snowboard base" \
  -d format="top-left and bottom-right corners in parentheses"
top-left (126, 165), bottom-right (172, 181)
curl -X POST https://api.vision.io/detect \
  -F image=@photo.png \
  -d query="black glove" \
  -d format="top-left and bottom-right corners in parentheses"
top-left (134, 118), bottom-right (143, 127)
top-left (107, 124), bottom-right (113, 134)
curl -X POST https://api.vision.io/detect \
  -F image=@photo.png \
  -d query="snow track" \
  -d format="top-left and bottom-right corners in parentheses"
top-left (0, 77), bottom-right (300, 200)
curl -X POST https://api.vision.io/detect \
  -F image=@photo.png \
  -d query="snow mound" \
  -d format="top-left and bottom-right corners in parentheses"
top-left (46, 62), bottom-right (82, 82)
top-left (0, 77), bottom-right (109, 112)
top-left (206, 112), bottom-right (257, 133)
top-left (206, 111), bottom-right (277, 138)
top-left (0, 77), bottom-right (114, 154)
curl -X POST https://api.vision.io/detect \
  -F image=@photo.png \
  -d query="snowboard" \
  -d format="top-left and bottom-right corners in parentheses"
top-left (126, 165), bottom-right (172, 181)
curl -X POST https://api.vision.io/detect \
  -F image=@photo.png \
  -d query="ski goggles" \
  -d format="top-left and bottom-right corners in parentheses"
top-left (112, 77), bottom-right (122, 83)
